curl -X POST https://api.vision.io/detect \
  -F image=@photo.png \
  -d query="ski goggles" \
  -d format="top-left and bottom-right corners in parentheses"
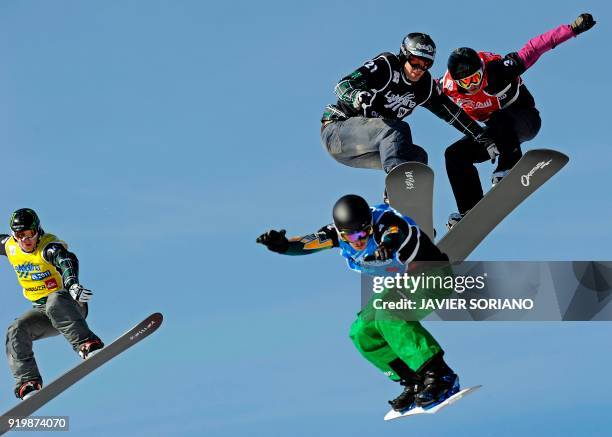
top-left (407, 55), bottom-right (433, 71)
top-left (339, 225), bottom-right (373, 243)
top-left (456, 68), bottom-right (483, 90)
top-left (13, 230), bottom-right (38, 241)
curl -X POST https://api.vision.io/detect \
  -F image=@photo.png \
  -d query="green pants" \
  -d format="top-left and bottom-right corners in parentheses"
top-left (349, 311), bottom-right (441, 381)
top-left (350, 263), bottom-right (452, 381)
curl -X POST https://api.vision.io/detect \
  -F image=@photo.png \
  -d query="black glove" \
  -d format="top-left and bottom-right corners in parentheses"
top-left (364, 243), bottom-right (394, 262)
top-left (352, 91), bottom-right (373, 110)
top-left (571, 13), bottom-right (596, 35)
top-left (256, 229), bottom-right (289, 254)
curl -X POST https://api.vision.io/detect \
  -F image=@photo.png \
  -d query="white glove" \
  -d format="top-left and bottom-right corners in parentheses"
top-left (486, 143), bottom-right (500, 164)
top-left (69, 284), bottom-right (93, 303)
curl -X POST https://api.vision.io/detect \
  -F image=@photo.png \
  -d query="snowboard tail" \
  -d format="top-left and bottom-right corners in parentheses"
top-left (385, 162), bottom-right (435, 239)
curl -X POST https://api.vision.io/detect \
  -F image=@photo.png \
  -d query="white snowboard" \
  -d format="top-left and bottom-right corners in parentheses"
top-left (384, 385), bottom-right (482, 421)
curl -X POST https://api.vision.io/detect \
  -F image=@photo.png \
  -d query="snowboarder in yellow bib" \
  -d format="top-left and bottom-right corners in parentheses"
top-left (2, 208), bottom-right (103, 400)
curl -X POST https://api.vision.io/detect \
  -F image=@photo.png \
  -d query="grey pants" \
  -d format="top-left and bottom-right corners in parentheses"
top-left (321, 117), bottom-right (428, 173)
top-left (5, 290), bottom-right (99, 393)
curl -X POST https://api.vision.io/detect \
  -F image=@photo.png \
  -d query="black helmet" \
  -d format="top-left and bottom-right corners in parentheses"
top-left (447, 47), bottom-right (482, 79)
top-left (400, 33), bottom-right (436, 62)
top-left (9, 208), bottom-right (40, 233)
top-left (332, 195), bottom-right (372, 232)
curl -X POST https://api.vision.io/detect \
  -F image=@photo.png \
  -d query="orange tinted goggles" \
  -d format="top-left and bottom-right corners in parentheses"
top-left (457, 69), bottom-right (483, 90)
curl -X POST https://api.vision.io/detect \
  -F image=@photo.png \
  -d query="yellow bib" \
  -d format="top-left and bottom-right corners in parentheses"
top-left (5, 233), bottom-right (67, 301)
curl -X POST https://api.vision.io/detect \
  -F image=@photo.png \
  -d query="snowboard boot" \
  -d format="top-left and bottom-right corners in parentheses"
top-left (446, 212), bottom-right (465, 231)
top-left (387, 358), bottom-right (423, 412)
top-left (388, 379), bottom-right (422, 412)
top-left (415, 353), bottom-right (459, 408)
top-left (79, 339), bottom-right (104, 360)
top-left (16, 380), bottom-right (42, 400)
top-left (491, 169), bottom-right (510, 187)
top-left (492, 146), bottom-right (521, 187)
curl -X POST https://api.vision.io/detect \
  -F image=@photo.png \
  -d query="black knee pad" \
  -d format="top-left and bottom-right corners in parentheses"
top-left (411, 144), bottom-right (428, 165)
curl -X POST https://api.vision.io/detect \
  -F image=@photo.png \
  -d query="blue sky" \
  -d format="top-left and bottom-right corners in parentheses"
top-left (0, 1), bottom-right (610, 436)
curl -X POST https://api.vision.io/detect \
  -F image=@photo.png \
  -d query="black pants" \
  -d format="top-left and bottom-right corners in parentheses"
top-left (445, 105), bottom-right (542, 215)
